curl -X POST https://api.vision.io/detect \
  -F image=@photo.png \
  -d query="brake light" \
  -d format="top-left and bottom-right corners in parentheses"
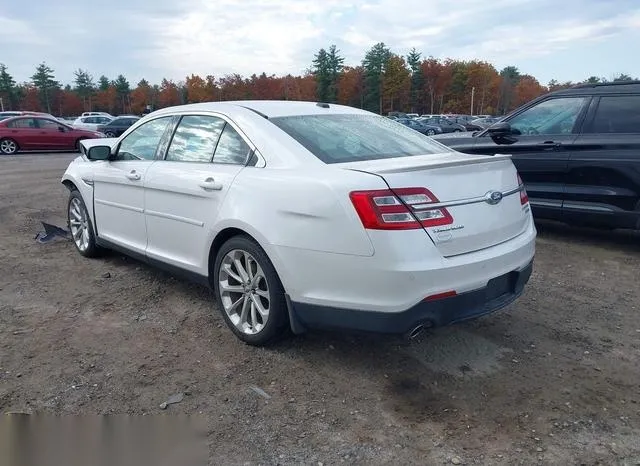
top-left (349, 187), bottom-right (453, 230)
top-left (517, 173), bottom-right (528, 205)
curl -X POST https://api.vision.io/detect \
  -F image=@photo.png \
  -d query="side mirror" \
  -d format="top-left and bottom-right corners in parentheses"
top-left (487, 122), bottom-right (517, 145)
top-left (86, 145), bottom-right (112, 161)
top-left (58, 126), bottom-right (66, 132)
top-left (487, 121), bottom-right (511, 135)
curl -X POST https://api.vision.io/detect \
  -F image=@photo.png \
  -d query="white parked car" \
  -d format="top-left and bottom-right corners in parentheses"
top-left (72, 115), bottom-right (114, 131)
top-left (81, 111), bottom-right (114, 118)
top-left (62, 101), bottom-right (536, 345)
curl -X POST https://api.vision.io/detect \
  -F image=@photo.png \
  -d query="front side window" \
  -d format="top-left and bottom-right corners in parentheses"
top-left (37, 119), bottom-right (63, 130)
top-left (270, 114), bottom-right (452, 164)
top-left (213, 124), bottom-right (252, 165)
top-left (588, 95), bottom-right (640, 134)
top-left (166, 115), bottom-right (225, 163)
top-left (116, 116), bottom-right (172, 161)
top-left (509, 97), bottom-right (589, 135)
top-left (7, 118), bottom-right (35, 128)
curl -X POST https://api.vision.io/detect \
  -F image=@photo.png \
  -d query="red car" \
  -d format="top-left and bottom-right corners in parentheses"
top-left (0, 116), bottom-right (104, 155)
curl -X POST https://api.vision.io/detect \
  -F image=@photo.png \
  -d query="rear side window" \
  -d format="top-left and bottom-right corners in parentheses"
top-left (270, 114), bottom-right (451, 164)
top-left (213, 124), bottom-right (251, 165)
top-left (7, 118), bottom-right (35, 128)
top-left (588, 95), bottom-right (640, 134)
top-left (166, 115), bottom-right (225, 163)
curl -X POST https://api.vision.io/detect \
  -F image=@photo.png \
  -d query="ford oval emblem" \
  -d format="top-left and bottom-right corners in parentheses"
top-left (485, 190), bottom-right (503, 205)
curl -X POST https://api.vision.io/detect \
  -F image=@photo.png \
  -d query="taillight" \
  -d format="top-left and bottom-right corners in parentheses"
top-left (517, 173), bottom-right (529, 205)
top-left (349, 187), bottom-right (453, 230)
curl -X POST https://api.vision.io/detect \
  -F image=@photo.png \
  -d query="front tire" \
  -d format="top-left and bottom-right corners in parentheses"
top-left (67, 190), bottom-right (101, 258)
top-left (0, 138), bottom-right (18, 155)
top-left (214, 235), bottom-right (288, 346)
top-left (104, 131), bottom-right (116, 138)
top-left (426, 129), bottom-right (436, 136)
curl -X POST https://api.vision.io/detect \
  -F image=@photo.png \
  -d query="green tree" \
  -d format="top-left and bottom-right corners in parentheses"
top-left (326, 45), bottom-right (344, 103)
top-left (113, 74), bottom-right (130, 113)
top-left (497, 66), bottom-right (520, 114)
top-left (312, 48), bottom-right (330, 102)
top-left (612, 73), bottom-right (634, 82)
top-left (31, 62), bottom-right (59, 113)
top-left (74, 68), bottom-right (95, 110)
top-left (98, 75), bottom-right (110, 91)
top-left (406, 48), bottom-right (422, 112)
top-left (362, 42), bottom-right (391, 113)
top-left (0, 63), bottom-right (18, 110)
top-left (312, 45), bottom-right (344, 103)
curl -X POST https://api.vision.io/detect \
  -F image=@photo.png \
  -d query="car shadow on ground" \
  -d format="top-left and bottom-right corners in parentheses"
top-left (535, 220), bottom-right (640, 253)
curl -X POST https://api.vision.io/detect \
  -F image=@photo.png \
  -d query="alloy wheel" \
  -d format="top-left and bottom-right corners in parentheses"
top-left (218, 249), bottom-right (270, 335)
top-left (0, 139), bottom-right (17, 155)
top-left (105, 131), bottom-right (116, 137)
top-left (68, 197), bottom-right (90, 252)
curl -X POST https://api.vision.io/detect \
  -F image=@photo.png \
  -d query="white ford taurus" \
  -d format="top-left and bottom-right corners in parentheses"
top-left (62, 101), bottom-right (536, 345)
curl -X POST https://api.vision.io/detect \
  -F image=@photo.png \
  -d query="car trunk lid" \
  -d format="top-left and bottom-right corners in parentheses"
top-left (342, 152), bottom-right (530, 257)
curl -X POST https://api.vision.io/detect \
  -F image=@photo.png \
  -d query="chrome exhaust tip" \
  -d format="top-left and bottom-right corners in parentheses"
top-left (407, 324), bottom-right (425, 340)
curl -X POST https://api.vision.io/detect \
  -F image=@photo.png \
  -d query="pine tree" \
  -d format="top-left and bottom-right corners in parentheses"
top-left (98, 75), bottom-right (110, 91)
top-left (74, 69), bottom-right (95, 110)
top-left (31, 62), bottom-right (59, 113)
top-left (113, 75), bottom-right (131, 113)
top-left (406, 48), bottom-right (422, 112)
top-left (0, 64), bottom-right (17, 110)
top-left (362, 42), bottom-right (391, 113)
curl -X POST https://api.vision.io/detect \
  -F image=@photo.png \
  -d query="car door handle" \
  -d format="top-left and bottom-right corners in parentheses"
top-left (538, 141), bottom-right (562, 150)
top-left (126, 170), bottom-right (141, 181)
top-left (199, 177), bottom-right (223, 191)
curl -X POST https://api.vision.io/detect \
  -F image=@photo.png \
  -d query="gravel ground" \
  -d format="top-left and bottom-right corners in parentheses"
top-left (1, 153), bottom-right (639, 465)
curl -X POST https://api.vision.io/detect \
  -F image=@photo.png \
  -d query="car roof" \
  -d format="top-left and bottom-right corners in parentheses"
top-left (152, 100), bottom-right (371, 119)
top-left (551, 80), bottom-right (640, 96)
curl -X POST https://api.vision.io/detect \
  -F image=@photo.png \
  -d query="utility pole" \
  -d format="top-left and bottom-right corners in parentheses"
top-left (470, 87), bottom-right (475, 115)
top-left (0, 97), bottom-right (4, 111)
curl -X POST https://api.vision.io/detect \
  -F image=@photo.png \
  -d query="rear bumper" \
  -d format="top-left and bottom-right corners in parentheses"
top-left (289, 260), bottom-right (533, 334)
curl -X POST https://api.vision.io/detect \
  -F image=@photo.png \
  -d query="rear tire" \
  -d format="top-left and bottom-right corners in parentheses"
top-left (426, 129), bottom-right (436, 136)
top-left (0, 138), bottom-right (18, 155)
top-left (213, 235), bottom-right (289, 346)
top-left (104, 131), bottom-right (116, 138)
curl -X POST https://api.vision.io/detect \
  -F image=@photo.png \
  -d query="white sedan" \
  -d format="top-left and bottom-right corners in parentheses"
top-left (61, 101), bottom-right (536, 345)
top-left (72, 115), bottom-right (114, 131)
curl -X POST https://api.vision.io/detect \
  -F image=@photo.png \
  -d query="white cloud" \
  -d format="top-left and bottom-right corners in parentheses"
top-left (1, 0), bottom-right (639, 84)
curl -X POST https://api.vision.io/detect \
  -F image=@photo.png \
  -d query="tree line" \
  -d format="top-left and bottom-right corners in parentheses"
top-left (0, 43), bottom-right (636, 117)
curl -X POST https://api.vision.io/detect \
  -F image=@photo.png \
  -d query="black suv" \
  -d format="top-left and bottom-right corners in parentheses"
top-left (97, 116), bottom-right (140, 137)
top-left (433, 81), bottom-right (640, 230)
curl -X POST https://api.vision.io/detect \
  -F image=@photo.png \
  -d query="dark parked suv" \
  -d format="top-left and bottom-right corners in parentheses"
top-left (434, 81), bottom-right (640, 230)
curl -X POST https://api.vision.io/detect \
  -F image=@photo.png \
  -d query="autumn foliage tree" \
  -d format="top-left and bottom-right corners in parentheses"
top-left (4, 50), bottom-right (637, 118)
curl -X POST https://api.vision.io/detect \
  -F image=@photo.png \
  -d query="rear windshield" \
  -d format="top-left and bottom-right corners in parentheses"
top-left (270, 114), bottom-right (452, 164)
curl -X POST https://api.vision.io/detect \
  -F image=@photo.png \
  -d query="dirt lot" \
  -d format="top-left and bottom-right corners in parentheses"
top-left (1, 153), bottom-right (639, 465)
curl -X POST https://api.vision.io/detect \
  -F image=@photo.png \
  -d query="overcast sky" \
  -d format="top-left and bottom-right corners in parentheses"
top-left (1, 0), bottom-right (639, 86)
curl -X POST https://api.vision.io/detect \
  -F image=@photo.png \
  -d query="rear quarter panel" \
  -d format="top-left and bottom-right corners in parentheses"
top-left (212, 166), bottom-right (385, 258)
